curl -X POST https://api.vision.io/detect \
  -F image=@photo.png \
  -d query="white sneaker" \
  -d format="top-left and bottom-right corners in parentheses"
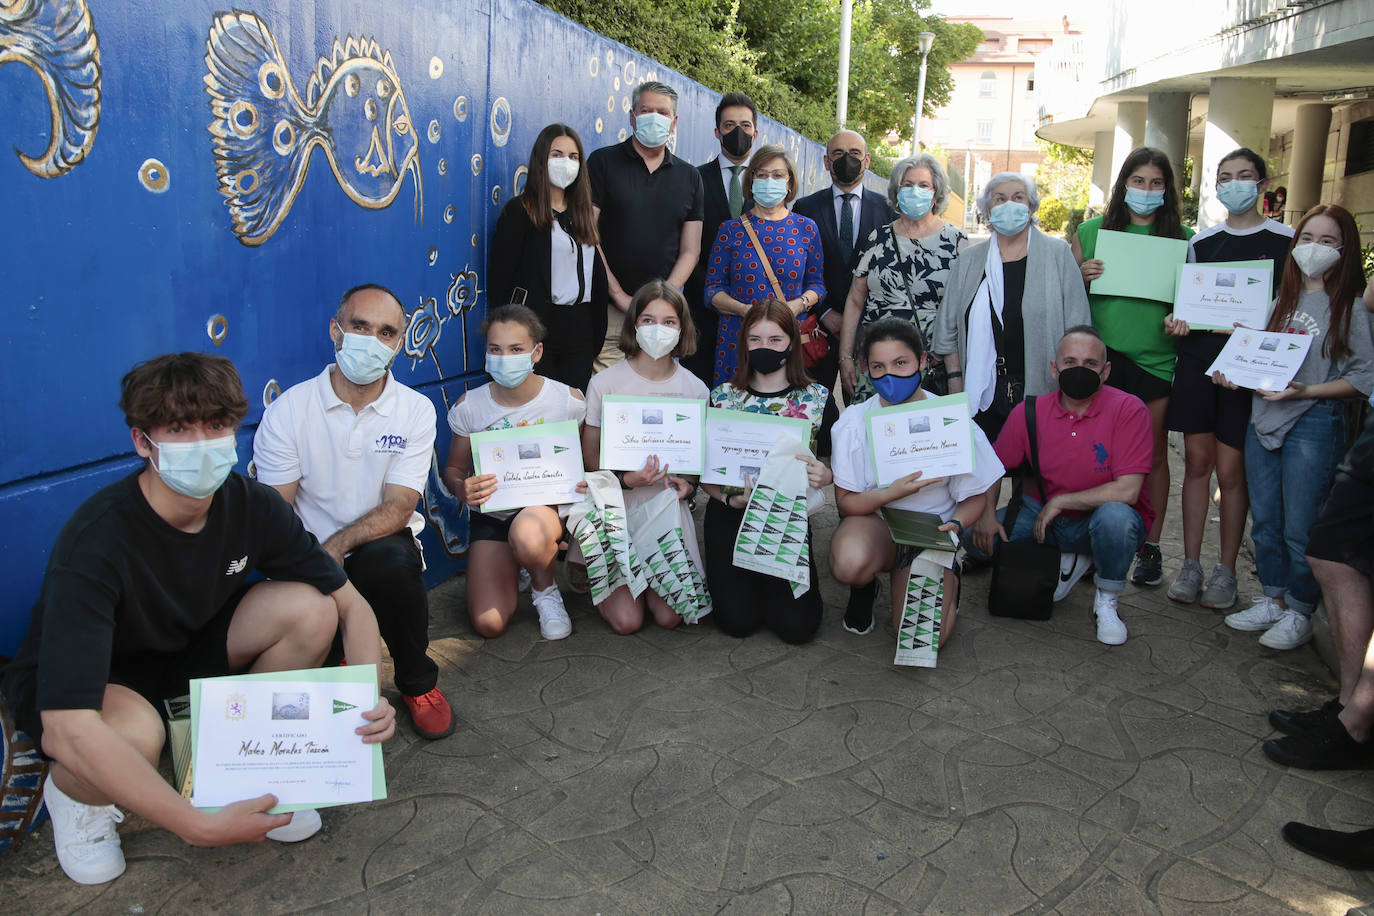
top-left (1258, 609), bottom-right (1314, 650)
top-left (1054, 552), bottom-right (1094, 602)
top-left (266, 807), bottom-right (321, 842)
top-left (43, 774), bottom-right (126, 885)
top-left (1093, 589), bottom-right (1128, 645)
top-left (532, 585), bottom-right (572, 640)
top-left (517, 568), bottom-right (532, 593)
top-left (1224, 596), bottom-right (1285, 632)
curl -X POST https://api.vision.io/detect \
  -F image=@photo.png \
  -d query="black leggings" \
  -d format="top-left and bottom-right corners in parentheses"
top-left (703, 499), bottom-right (822, 644)
top-left (534, 301), bottom-right (604, 392)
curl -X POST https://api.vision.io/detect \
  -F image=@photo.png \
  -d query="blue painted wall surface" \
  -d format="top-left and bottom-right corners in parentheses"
top-left (0, 0), bottom-right (836, 655)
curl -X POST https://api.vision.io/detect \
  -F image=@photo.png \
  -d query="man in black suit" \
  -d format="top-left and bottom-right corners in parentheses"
top-left (794, 130), bottom-right (896, 455)
top-left (683, 92), bottom-right (759, 385)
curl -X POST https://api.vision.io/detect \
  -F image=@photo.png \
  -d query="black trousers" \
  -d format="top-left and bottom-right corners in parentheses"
top-left (704, 500), bottom-right (822, 644)
top-left (534, 301), bottom-right (605, 392)
top-left (809, 331), bottom-right (841, 458)
top-left (342, 532), bottom-right (437, 697)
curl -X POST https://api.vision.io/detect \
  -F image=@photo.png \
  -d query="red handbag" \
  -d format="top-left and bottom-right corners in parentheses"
top-left (741, 214), bottom-right (830, 368)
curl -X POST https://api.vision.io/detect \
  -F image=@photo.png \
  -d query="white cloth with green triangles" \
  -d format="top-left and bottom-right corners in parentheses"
top-left (568, 471), bottom-right (647, 606)
top-left (626, 487), bottom-right (712, 623)
top-left (894, 548), bottom-right (956, 667)
top-left (732, 435), bottom-right (811, 597)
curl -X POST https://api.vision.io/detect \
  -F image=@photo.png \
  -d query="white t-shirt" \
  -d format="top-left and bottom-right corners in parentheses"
top-left (253, 367), bottom-right (436, 542)
top-left (584, 359), bottom-right (709, 428)
top-left (830, 392), bottom-right (1004, 518)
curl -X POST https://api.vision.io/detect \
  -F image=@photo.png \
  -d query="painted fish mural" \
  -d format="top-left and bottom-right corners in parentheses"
top-left (203, 10), bottom-right (423, 246)
top-left (0, 0), bottom-right (101, 178)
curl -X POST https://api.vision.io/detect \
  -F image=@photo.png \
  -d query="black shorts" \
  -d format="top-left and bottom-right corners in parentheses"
top-left (469, 510), bottom-right (516, 543)
top-left (1165, 346), bottom-right (1252, 450)
top-left (1106, 348), bottom-right (1173, 404)
top-left (1306, 427), bottom-right (1374, 577)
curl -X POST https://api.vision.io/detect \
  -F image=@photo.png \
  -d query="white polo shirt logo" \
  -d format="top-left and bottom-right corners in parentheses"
top-left (374, 434), bottom-right (408, 454)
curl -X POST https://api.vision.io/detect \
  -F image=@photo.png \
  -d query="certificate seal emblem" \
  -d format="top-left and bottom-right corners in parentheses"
top-left (225, 692), bottom-right (247, 721)
top-left (616, 409), bottom-right (629, 424)
top-left (884, 422), bottom-right (896, 437)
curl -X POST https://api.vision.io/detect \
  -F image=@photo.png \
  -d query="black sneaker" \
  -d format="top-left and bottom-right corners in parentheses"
top-left (1262, 716), bottom-right (1374, 770)
top-left (842, 581), bottom-right (877, 635)
top-left (1268, 697), bottom-right (1342, 737)
top-left (1130, 543), bottom-right (1163, 587)
top-left (1281, 822), bottom-right (1374, 869)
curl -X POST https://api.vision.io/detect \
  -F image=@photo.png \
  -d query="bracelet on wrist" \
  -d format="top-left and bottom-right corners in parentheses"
top-left (945, 370), bottom-right (963, 379)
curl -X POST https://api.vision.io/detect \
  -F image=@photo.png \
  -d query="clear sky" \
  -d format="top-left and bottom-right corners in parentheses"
top-left (928, 0), bottom-right (1095, 18)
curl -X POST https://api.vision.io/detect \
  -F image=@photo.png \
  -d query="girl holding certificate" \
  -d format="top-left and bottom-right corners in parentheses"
top-left (1213, 205), bottom-right (1374, 650)
top-left (442, 305), bottom-right (588, 641)
top-left (582, 281), bottom-right (709, 634)
top-left (703, 299), bottom-right (832, 643)
top-left (829, 318), bottom-right (1004, 639)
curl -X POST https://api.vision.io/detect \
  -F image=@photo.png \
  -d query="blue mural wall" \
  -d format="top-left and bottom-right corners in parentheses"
top-left (0, 0), bottom-right (839, 655)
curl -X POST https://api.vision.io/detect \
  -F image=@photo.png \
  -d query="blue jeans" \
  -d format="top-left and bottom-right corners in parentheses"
top-left (965, 495), bottom-right (1146, 592)
top-left (1245, 402), bottom-right (1346, 616)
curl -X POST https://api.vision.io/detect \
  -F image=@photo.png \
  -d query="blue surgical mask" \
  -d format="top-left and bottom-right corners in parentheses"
top-left (1216, 179), bottom-right (1259, 214)
top-left (752, 178), bottom-right (788, 208)
top-left (872, 370), bottom-right (922, 404)
top-left (988, 201), bottom-right (1030, 236)
top-left (145, 434), bottom-right (238, 499)
top-left (1124, 187), bottom-right (1165, 216)
top-left (486, 352), bottom-right (534, 388)
top-left (897, 186), bottom-right (934, 221)
top-left (335, 330), bottom-right (397, 385)
top-left (633, 111), bottom-right (672, 148)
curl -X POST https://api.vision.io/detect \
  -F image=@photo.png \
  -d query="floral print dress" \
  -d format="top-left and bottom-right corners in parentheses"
top-left (709, 381), bottom-right (829, 496)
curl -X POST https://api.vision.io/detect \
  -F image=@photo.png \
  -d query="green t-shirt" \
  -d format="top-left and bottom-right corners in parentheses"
top-left (1078, 216), bottom-right (1195, 382)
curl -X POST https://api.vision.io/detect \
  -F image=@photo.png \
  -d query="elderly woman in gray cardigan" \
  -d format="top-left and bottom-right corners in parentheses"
top-left (932, 172), bottom-right (1090, 438)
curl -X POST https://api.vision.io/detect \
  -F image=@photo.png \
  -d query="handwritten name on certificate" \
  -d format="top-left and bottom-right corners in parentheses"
top-left (599, 395), bottom-right (706, 475)
top-left (190, 665), bottom-right (385, 813)
top-left (1173, 262), bottom-right (1273, 330)
top-left (702, 408), bottom-right (810, 486)
top-left (471, 420), bottom-right (584, 513)
top-left (1205, 327), bottom-right (1314, 391)
top-left (866, 393), bottom-right (975, 484)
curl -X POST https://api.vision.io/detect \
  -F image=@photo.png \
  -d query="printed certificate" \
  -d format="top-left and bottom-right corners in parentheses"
top-left (599, 395), bottom-right (706, 475)
top-left (1172, 262), bottom-right (1273, 330)
top-left (190, 665), bottom-right (386, 813)
top-left (1205, 327), bottom-right (1314, 391)
top-left (702, 408), bottom-right (811, 486)
top-left (471, 420), bottom-right (584, 513)
top-left (866, 393), bottom-right (975, 484)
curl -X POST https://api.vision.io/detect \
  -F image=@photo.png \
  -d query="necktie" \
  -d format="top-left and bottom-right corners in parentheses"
top-left (728, 165), bottom-right (744, 217)
top-left (839, 192), bottom-right (856, 265)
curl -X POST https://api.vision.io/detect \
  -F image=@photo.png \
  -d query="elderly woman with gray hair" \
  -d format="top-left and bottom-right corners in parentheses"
top-left (932, 171), bottom-right (1090, 439)
top-left (838, 153), bottom-right (968, 401)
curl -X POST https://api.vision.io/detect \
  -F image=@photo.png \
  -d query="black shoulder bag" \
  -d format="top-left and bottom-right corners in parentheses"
top-left (987, 395), bottom-right (1060, 620)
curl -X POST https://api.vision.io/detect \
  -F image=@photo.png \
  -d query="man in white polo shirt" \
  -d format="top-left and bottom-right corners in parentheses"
top-left (254, 284), bottom-right (454, 739)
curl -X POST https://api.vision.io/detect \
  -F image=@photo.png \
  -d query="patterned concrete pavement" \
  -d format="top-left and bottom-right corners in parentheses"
top-left (4, 450), bottom-right (1373, 914)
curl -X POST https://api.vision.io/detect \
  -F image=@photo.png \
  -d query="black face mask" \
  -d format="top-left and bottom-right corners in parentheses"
top-left (1057, 365), bottom-right (1102, 400)
top-left (832, 152), bottom-right (863, 185)
top-left (748, 346), bottom-right (790, 375)
top-left (721, 125), bottom-right (753, 159)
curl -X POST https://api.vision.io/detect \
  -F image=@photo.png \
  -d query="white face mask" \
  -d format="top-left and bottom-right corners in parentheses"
top-left (547, 156), bottom-right (579, 189)
top-left (1291, 242), bottom-right (1342, 279)
top-left (635, 323), bottom-right (680, 359)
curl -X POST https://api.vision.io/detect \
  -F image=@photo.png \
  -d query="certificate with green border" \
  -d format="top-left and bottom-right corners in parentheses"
top-left (703, 407), bottom-right (810, 486)
top-left (1171, 259), bottom-right (1274, 330)
top-left (865, 392), bottom-right (976, 485)
top-left (471, 420), bottom-right (583, 513)
top-left (190, 664), bottom-right (385, 813)
top-left (598, 395), bottom-right (706, 475)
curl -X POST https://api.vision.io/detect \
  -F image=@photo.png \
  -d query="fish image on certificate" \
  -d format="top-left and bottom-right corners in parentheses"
top-left (1205, 327), bottom-right (1314, 391)
top-left (599, 395), bottom-right (706, 475)
top-left (866, 393), bottom-right (975, 485)
top-left (471, 420), bottom-right (584, 513)
top-left (702, 408), bottom-right (810, 486)
top-left (190, 665), bottom-right (386, 813)
top-left (1172, 262), bottom-right (1273, 331)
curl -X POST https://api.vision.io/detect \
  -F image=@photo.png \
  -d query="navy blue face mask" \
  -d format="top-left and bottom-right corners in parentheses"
top-left (872, 370), bottom-right (922, 403)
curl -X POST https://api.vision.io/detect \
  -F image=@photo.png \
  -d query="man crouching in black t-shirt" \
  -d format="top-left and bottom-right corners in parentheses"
top-left (0, 353), bottom-right (396, 886)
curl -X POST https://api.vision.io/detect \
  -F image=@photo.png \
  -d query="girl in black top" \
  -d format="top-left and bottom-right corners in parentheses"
top-left (488, 124), bottom-right (608, 391)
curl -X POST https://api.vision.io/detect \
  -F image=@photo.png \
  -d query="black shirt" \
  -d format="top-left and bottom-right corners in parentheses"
top-left (966, 256), bottom-right (1028, 380)
top-left (1183, 219), bottom-right (1295, 360)
top-left (587, 138), bottom-right (704, 296)
top-left (3, 471), bottom-right (346, 713)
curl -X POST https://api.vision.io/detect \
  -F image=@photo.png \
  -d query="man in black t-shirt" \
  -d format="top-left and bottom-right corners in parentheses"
top-left (0, 353), bottom-right (395, 886)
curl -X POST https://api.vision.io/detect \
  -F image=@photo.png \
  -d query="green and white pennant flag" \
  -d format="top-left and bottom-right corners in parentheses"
top-left (893, 549), bottom-right (957, 667)
top-left (627, 488), bottom-right (712, 623)
top-left (568, 471), bottom-right (647, 605)
top-left (732, 435), bottom-right (812, 596)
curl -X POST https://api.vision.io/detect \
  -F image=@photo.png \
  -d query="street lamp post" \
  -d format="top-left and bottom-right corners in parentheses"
top-left (837, 0), bottom-right (853, 127)
top-left (910, 31), bottom-right (936, 155)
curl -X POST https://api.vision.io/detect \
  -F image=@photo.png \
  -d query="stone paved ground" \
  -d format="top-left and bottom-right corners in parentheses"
top-left (4, 447), bottom-right (1374, 914)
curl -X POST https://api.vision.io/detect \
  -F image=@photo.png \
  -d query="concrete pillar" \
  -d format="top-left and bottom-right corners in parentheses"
top-left (1199, 77), bottom-right (1275, 229)
top-left (1285, 103), bottom-right (1332, 224)
top-left (1188, 133), bottom-right (1204, 201)
top-left (1110, 101), bottom-right (1147, 194)
top-left (1090, 130), bottom-right (1113, 209)
top-left (1145, 92), bottom-right (1190, 188)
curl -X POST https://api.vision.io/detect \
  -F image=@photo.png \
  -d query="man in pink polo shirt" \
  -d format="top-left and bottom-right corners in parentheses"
top-left (970, 326), bottom-right (1154, 644)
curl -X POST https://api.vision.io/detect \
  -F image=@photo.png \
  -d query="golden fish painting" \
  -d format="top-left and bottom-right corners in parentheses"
top-left (203, 10), bottom-right (422, 247)
top-left (0, 0), bottom-right (101, 178)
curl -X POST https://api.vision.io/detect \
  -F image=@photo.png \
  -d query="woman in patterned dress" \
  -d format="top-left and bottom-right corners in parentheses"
top-left (838, 154), bottom-right (967, 402)
top-left (705, 144), bottom-right (826, 387)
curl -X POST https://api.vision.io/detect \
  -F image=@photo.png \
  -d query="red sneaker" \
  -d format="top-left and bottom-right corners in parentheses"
top-left (402, 687), bottom-right (455, 740)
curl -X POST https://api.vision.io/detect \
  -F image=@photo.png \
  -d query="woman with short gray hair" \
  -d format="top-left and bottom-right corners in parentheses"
top-left (838, 153), bottom-right (967, 401)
